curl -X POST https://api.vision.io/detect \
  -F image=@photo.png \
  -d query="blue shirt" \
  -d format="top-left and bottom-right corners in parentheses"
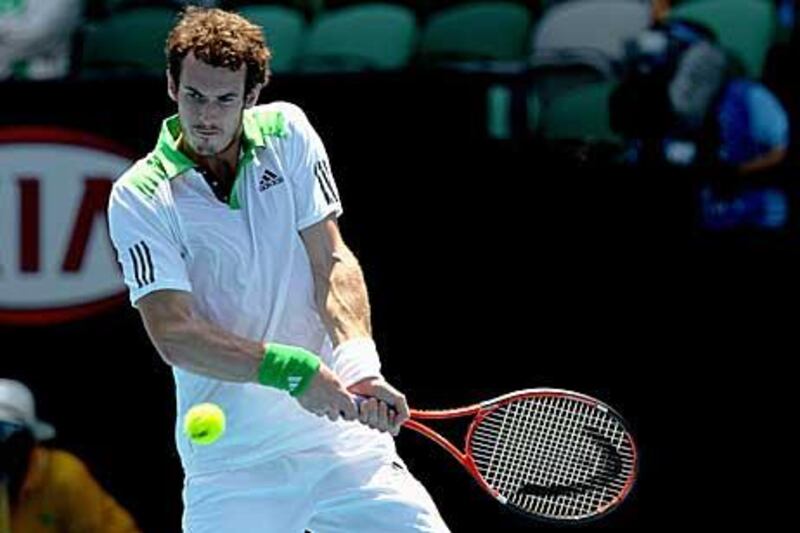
top-left (716, 79), bottom-right (789, 165)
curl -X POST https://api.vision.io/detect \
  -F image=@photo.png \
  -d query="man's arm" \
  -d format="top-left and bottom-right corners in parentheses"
top-left (300, 216), bottom-right (371, 345)
top-left (300, 215), bottom-right (410, 434)
top-left (137, 290), bottom-right (264, 382)
top-left (739, 147), bottom-right (787, 175)
top-left (137, 290), bottom-right (357, 421)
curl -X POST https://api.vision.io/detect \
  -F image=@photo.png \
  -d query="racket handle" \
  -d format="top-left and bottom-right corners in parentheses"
top-left (349, 393), bottom-right (398, 416)
top-left (338, 394), bottom-right (367, 418)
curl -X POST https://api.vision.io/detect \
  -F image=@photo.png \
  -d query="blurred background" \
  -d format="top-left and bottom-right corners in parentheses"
top-left (1, 0), bottom-right (795, 530)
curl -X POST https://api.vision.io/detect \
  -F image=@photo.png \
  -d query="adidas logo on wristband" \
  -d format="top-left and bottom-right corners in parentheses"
top-left (287, 376), bottom-right (302, 392)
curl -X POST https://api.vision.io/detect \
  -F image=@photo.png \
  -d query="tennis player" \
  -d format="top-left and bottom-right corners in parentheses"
top-left (107, 7), bottom-right (449, 533)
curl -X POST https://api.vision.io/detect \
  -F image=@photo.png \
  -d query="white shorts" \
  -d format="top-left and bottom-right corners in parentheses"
top-left (182, 446), bottom-right (450, 532)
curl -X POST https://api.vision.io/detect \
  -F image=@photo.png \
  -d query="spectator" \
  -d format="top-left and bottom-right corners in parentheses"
top-left (610, 2), bottom-right (789, 228)
top-left (0, 0), bottom-right (83, 80)
top-left (614, 19), bottom-right (788, 171)
top-left (0, 379), bottom-right (142, 532)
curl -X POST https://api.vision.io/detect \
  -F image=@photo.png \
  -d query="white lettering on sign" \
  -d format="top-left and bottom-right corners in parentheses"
top-left (0, 127), bottom-right (134, 324)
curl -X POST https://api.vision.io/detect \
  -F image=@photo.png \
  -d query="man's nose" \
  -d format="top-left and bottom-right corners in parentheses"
top-left (199, 102), bottom-right (221, 122)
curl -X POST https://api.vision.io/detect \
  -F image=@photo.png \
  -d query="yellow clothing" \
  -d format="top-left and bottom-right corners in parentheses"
top-left (9, 447), bottom-right (140, 533)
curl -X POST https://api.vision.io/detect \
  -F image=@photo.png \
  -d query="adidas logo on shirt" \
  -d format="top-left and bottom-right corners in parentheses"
top-left (259, 168), bottom-right (284, 192)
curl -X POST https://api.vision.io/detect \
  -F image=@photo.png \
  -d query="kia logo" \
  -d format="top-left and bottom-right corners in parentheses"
top-left (0, 127), bottom-right (135, 325)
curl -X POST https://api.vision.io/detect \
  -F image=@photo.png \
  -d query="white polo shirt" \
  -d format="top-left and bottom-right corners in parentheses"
top-left (108, 102), bottom-right (392, 476)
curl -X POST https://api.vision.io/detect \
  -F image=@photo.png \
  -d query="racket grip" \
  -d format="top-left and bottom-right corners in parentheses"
top-left (338, 394), bottom-right (366, 418)
top-left (350, 393), bottom-right (397, 416)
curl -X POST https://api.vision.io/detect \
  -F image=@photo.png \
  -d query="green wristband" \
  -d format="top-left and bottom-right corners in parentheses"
top-left (258, 344), bottom-right (321, 397)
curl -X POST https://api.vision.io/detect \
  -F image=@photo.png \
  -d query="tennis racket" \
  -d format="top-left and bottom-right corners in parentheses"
top-left (397, 388), bottom-right (637, 523)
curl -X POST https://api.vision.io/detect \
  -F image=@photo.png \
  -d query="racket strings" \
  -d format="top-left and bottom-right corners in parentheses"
top-left (515, 399), bottom-right (630, 516)
top-left (475, 399), bottom-right (614, 517)
top-left (469, 395), bottom-right (635, 520)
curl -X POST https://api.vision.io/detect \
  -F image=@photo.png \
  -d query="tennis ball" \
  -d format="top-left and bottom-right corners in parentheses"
top-left (184, 403), bottom-right (226, 445)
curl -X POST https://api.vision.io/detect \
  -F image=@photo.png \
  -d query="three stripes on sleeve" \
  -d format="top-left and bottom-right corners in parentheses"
top-left (128, 241), bottom-right (155, 288)
top-left (125, 160), bottom-right (336, 290)
top-left (314, 160), bottom-right (339, 206)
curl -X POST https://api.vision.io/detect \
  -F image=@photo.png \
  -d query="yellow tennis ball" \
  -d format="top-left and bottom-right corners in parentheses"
top-left (184, 403), bottom-right (226, 445)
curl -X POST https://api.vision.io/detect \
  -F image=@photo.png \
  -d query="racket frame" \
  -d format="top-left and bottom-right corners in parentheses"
top-left (404, 388), bottom-right (638, 522)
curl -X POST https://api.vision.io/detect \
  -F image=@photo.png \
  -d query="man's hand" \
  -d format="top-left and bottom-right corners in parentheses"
top-left (296, 364), bottom-right (359, 422)
top-left (348, 377), bottom-right (410, 436)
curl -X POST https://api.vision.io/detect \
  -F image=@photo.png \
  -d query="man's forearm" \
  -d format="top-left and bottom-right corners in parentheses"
top-left (315, 248), bottom-right (372, 346)
top-left (139, 291), bottom-right (322, 395)
top-left (147, 313), bottom-right (265, 382)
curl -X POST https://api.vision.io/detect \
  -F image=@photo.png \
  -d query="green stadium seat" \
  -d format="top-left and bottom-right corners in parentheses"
top-left (539, 81), bottom-right (621, 143)
top-left (669, 0), bottom-right (776, 77)
top-left (237, 5), bottom-right (307, 72)
top-left (297, 3), bottom-right (418, 71)
top-left (419, 2), bottom-right (532, 63)
top-left (80, 7), bottom-right (178, 75)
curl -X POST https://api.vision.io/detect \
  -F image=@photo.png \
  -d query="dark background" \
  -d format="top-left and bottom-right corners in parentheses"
top-left (1, 69), bottom-right (790, 531)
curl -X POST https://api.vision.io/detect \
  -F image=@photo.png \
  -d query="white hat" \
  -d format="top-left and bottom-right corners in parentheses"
top-left (0, 379), bottom-right (55, 440)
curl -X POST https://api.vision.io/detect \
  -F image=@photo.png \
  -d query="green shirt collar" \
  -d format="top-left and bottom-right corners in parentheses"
top-left (153, 110), bottom-right (269, 179)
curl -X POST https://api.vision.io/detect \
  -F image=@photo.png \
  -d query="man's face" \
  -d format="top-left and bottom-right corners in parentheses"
top-left (0, 421), bottom-right (34, 503)
top-left (168, 53), bottom-right (250, 157)
top-left (651, 0), bottom-right (672, 22)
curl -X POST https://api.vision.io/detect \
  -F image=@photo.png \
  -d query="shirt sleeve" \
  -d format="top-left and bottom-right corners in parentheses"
top-left (718, 80), bottom-right (789, 165)
top-left (107, 178), bottom-right (192, 307)
top-left (746, 83), bottom-right (789, 152)
top-left (284, 105), bottom-right (344, 230)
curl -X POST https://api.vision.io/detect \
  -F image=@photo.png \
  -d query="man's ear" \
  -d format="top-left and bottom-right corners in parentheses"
top-left (244, 83), bottom-right (264, 109)
top-left (167, 70), bottom-right (178, 103)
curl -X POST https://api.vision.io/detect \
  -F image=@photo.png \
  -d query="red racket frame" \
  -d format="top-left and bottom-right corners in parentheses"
top-left (403, 388), bottom-right (638, 518)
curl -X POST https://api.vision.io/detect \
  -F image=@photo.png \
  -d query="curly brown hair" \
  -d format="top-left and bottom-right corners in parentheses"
top-left (166, 7), bottom-right (271, 95)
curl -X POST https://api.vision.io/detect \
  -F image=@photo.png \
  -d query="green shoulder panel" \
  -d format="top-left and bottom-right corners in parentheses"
top-left (116, 155), bottom-right (170, 201)
top-left (244, 107), bottom-right (290, 146)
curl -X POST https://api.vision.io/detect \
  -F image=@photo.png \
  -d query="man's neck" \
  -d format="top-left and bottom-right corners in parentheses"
top-left (179, 127), bottom-right (243, 184)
